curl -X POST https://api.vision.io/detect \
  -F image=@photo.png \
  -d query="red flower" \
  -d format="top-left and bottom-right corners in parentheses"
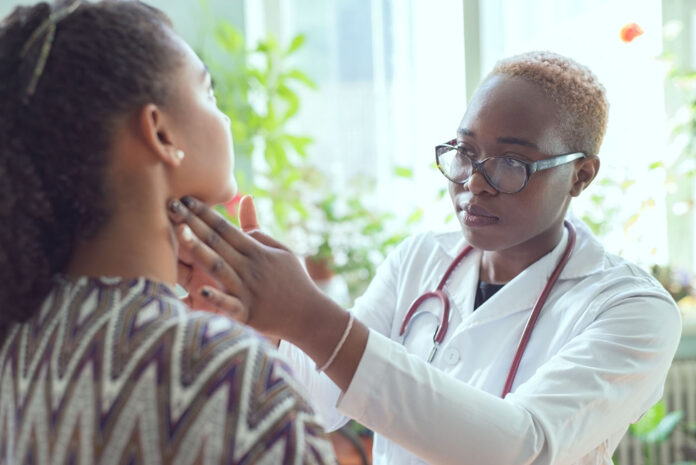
top-left (620, 22), bottom-right (643, 43)
top-left (225, 194), bottom-right (243, 218)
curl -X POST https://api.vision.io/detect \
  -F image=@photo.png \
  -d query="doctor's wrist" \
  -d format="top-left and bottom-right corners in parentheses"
top-left (283, 291), bottom-right (368, 391)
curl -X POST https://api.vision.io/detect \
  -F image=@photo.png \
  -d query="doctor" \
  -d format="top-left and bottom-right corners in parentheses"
top-left (168, 51), bottom-right (682, 464)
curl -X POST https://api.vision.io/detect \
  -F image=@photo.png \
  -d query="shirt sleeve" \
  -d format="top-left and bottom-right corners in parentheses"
top-left (336, 291), bottom-right (682, 465)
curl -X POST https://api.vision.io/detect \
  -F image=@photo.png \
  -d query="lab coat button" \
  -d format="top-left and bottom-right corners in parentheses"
top-left (444, 347), bottom-right (460, 364)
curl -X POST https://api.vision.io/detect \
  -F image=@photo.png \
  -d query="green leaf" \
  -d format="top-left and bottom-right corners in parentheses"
top-left (620, 180), bottom-right (636, 190)
top-left (407, 209), bottom-right (423, 225)
top-left (630, 401), bottom-right (666, 436)
top-left (249, 68), bottom-right (267, 86)
top-left (285, 69), bottom-right (318, 89)
top-left (362, 223), bottom-right (384, 235)
top-left (649, 161), bottom-right (664, 170)
top-left (394, 166), bottom-right (413, 178)
top-left (256, 37), bottom-right (278, 53)
top-left (216, 22), bottom-right (244, 53)
top-left (638, 411), bottom-right (684, 443)
top-left (286, 135), bottom-right (313, 158)
top-left (286, 34), bottom-right (306, 55)
top-left (277, 84), bottom-right (300, 122)
top-left (265, 139), bottom-right (289, 172)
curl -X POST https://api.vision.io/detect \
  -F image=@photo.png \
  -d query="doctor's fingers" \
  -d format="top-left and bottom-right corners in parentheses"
top-left (168, 198), bottom-right (249, 266)
top-left (198, 286), bottom-right (249, 322)
top-left (170, 210), bottom-right (248, 297)
top-left (180, 196), bottom-right (261, 257)
top-left (180, 236), bottom-right (249, 322)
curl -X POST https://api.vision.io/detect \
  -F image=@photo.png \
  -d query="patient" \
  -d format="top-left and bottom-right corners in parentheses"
top-left (0, 1), bottom-right (336, 463)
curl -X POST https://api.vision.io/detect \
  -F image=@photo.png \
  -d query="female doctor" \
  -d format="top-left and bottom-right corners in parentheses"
top-left (167, 51), bottom-right (682, 464)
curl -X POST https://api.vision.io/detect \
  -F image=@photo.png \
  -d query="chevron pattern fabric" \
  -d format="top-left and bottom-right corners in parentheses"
top-left (0, 275), bottom-right (337, 465)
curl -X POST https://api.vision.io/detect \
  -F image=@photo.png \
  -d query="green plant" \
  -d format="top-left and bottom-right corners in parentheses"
top-left (205, 22), bottom-right (422, 304)
top-left (298, 166), bottom-right (421, 300)
top-left (206, 22), bottom-right (316, 233)
top-left (626, 400), bottom-right (684, 465)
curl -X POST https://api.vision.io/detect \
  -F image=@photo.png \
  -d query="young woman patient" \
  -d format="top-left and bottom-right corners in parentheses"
top-left (0, 1), bottom-right (336, 463)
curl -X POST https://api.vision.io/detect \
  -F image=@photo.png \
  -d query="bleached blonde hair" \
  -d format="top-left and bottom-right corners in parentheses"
top-left (488, 51), bottom-right (609, 156)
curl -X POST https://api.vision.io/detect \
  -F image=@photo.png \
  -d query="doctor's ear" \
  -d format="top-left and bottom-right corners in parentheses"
top-left (137, 103), bottom-right (184, 167)
top-left (569, 155), bottom-right (600, 197)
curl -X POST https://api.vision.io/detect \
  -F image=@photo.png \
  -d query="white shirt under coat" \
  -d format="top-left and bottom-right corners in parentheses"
top-left (280, 216), bottom-right (682, 465)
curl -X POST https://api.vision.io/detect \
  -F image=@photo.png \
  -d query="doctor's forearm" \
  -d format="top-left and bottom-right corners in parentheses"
top-left (337, 331), bottom-right (550, 465)
top-left (283, 290), bottom-right (369, 391)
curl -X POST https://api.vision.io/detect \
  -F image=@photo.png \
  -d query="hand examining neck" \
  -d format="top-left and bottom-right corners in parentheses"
top-left (166, 195), bottom-right (369, 392)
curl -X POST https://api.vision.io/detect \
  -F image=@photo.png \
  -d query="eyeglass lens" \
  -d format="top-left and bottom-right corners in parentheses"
top-left (437, 146), bottom-right (528, 193)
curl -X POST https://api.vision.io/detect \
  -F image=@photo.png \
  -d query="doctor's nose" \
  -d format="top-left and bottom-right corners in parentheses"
top-left (466, 170), bottom-right (498, 196)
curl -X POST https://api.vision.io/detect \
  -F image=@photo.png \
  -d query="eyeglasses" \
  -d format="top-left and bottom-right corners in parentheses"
top-left (435, 139), bottom-right (586, 194)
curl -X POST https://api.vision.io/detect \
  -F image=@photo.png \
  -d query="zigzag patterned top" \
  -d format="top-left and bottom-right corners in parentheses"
top-left (0, 275), bottom-right (337, 464)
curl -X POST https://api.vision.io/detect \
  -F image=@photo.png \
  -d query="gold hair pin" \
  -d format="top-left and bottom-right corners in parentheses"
top-left (19, 0), bottom-right (81, 104)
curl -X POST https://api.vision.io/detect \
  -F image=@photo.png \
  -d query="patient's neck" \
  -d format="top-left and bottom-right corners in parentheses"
top-left (65, 171), bottom-right (177, 286)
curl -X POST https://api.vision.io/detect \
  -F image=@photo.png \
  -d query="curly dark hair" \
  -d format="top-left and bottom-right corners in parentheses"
top-left (0, 0), bottom-right (182, 326)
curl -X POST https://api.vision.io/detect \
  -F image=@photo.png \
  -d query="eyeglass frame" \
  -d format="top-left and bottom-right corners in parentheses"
top-left (435, 139), bottom-right (587, 194)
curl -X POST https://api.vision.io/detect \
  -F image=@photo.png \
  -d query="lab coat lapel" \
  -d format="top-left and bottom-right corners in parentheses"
top-left (444, 246), bottom-right (481, 323)
top-left (451, 227), bottom-right (571, 333)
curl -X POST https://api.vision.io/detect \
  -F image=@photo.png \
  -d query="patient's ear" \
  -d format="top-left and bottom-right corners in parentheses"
top-left (137, 103), bottom-right (183, 167)
top-left (570, 156), bottom-right (600, 197)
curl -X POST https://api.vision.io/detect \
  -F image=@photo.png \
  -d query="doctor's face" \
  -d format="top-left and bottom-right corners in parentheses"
top-left (449, 74), bottom-right (577, 253)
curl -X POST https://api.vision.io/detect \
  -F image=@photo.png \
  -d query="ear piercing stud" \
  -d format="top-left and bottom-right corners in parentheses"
top-left (175, 150), bottom-right (185, 161)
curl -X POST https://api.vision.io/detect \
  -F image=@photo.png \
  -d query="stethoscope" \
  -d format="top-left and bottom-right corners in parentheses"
top-left (399, 220), bottom-right (577, 398)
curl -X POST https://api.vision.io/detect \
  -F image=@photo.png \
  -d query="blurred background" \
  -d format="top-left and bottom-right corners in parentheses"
top-left (4, 0), bottom-right (696, 463)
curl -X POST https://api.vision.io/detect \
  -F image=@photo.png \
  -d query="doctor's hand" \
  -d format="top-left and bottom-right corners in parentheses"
top-left (167, 195), bottom-right (369, 391)
top-left (174, 226), bottom-right (223, 312)
top-left (167, 195), bottom-right (326, 340)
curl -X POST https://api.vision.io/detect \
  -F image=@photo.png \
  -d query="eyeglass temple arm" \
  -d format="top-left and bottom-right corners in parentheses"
top-left (529, 152), bottom-right (586, 174)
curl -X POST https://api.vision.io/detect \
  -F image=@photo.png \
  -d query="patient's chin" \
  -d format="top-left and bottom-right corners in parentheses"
top-left (201, 179), bottom-right (238, 207)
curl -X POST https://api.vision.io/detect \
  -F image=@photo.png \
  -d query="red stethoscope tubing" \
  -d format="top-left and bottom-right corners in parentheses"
top-left (398, 220), bottom-right (577, 398)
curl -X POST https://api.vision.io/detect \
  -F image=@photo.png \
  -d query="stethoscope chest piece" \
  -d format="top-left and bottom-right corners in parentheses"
top-left (399, 290), bottom-right (451, 362)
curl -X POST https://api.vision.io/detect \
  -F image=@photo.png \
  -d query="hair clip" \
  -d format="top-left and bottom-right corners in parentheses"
top-left (20, 0), bottom-right (81, 104)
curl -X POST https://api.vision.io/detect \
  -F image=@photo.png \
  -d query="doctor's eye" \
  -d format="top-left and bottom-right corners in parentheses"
top-left (456, 146), bottom-right (476, 159)
top-left (500, 156), bottom-right (525, 168)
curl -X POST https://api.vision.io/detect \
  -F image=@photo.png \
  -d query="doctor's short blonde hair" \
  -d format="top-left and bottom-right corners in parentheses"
top-left (488, 51), bottom-right (608, 157)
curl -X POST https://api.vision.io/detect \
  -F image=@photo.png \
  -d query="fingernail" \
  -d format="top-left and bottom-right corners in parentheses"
top-left (180, 224), bottom-right (193, 243)
top-left (168, 200), bottom-right (183, 215)
top-left (181, 196), bottom-right (194, 208)
top-left (200, 288), bottom-right (211, 298)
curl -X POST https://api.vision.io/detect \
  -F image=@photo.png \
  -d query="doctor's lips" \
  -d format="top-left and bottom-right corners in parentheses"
top-left (459, 204), bottom-right (499, 227)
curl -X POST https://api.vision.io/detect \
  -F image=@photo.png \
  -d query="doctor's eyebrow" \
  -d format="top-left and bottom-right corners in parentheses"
top-left (458, 128), bottom-right (475, 138)
top-left (496, 136), bottom-right (539, 150)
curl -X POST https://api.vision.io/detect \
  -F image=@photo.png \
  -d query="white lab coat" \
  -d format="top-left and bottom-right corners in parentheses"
top-left (280, 216), bottom-right (681, 465)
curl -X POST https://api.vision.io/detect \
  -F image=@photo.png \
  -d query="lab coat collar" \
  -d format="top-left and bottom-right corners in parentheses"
top-left (434, 213), bottom-right (607, 327)
top-left (432, 212), bottom-right (605, 281)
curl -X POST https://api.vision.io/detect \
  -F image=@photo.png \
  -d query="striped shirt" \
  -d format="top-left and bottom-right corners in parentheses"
top-left (0, 275), bottom-right (337, 464)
